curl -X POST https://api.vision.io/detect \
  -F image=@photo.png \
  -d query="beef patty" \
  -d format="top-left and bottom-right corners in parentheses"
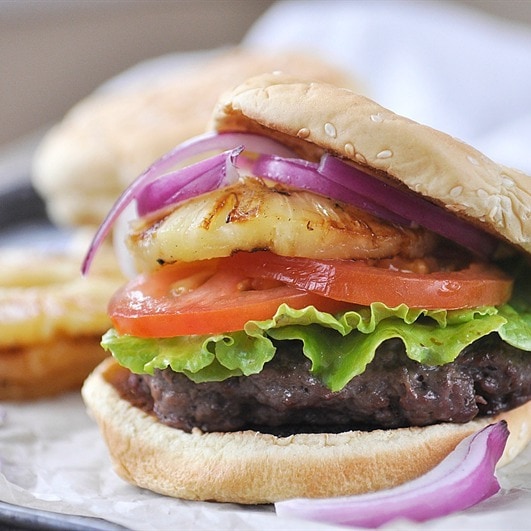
top-left (113, 333), bottom-right (531, 434)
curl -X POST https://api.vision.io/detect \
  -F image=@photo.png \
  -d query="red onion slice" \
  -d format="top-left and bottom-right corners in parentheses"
top-left (275, 421), bottom-right (509, 528)
top-left (82, 131), bottom-right (501, 275)
top-left (252, 152), bottom-right (499, 257)
top-left (251, 155), bottom-right (408, 225)
top-left (136, 146), bottom-right (243, 217)
top-left (318, 154), bottom-right (499, 258)
top-left (81, 132), bottom-right (296, 274)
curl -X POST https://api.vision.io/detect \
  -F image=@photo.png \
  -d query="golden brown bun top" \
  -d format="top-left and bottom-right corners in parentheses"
top-left (212, 72), bottom-right (531, 256)
top-left (32, 48), bottom-right (359, 228)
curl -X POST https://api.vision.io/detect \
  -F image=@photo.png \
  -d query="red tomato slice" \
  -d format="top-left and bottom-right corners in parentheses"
top-left (109, 259), bottom-right (353, 337)
top-left (229, 251), bottom-right (513, 310)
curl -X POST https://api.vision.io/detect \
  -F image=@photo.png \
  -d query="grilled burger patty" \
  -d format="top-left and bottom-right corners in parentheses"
top-left (111, 333), bottom-right (531, 435)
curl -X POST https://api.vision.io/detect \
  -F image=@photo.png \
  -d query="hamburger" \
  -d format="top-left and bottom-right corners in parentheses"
top-left (81, 73), bottom-right (531, 504)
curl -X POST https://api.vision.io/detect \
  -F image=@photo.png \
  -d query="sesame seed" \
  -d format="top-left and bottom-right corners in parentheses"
top-left (450, 185), bottom-right (463, 198)
top-left (274, 435), bottom-right (294, 446)
top-left (324, 122), bottom-right (337, 138)
top-left (370, 113), bottom-right (383, 123)
top-left (499, 195), bottom-right (512, 215)
top-left (501, 176), bottom-right (515, 187)
top-left (376, 149), bottom-right (393, 159)
top-left (355, 153), bottom-right (367, 164)
top-left (297, 127), bottom-right (310, 139)
top-left (477, 188), bottom-right (489, 200)
top-left (447, 204), bottom-right (467, 213)
top-left (467, 155), bottom-right (480, 166)
top-left (489, 205), bottom-right (500, 219)
top-left (344, 142), bottom-right (355, 157)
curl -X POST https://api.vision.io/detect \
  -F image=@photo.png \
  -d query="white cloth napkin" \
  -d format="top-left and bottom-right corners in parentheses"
top-left (244, 0), bottom-right (531, 174)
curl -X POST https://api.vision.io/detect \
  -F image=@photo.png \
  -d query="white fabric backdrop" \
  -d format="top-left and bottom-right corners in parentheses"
top-left (244, 0), bottom-right (531, 175)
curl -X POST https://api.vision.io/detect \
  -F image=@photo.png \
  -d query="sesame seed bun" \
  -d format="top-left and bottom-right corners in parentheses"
top-left (211, 72), bottom-right (531, 256)
top-left (82, 357), bottom-right (531, 504)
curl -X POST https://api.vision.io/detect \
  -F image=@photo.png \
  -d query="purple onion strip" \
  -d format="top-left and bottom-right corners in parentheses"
top-left (252, 155), bottom-right (409, 225)
top-left (81, 132), bottom-right (295, 274)
top-left (319, 154), bottom-right (499, 257)
top-left (275, 422), bottom-right (509, 528)
top-left (136, 146), bottom-right (243, 217)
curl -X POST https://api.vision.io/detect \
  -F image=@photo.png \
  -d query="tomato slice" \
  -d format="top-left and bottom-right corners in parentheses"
top-left (109, 259), bottom-right (353, 337)
top-left (229, 251), bottom-right (513, 310)
top-left (109, 251), bottom-right (513, 338)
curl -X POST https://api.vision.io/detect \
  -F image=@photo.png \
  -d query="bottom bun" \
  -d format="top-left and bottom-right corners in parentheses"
top-left (82, 358), bottom-right (531, 505)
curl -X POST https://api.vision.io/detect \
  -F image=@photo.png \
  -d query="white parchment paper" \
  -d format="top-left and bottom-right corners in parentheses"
top-left (1, 1), bottom-right (531, 529)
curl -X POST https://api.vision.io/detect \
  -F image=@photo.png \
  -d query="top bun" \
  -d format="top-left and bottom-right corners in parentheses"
top-left (32, 50), bottom-right (358, 229)
top-left (212, 72), bottom-right (531, 256)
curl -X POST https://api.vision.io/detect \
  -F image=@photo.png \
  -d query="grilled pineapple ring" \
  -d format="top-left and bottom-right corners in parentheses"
top-left (0, 248), bottom-right (121, 346)
top-left (128, 178), bottom-right (436, 271)
top-left (0, 244), bottom-right (124, 399)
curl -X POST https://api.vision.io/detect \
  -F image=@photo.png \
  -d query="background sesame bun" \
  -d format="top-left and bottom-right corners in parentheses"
top-left (212, 72), bottom-right (531, 256)
top-left (32, 50), bottom-right (359, 229)
top-left (82, 358), bottom-right (531, 504)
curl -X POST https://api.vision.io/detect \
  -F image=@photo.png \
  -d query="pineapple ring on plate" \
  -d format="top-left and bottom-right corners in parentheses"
top-left (0, 242), bottom-right (124, 400)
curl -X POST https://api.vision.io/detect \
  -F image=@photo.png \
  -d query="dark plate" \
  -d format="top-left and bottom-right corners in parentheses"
top-left (0, 183), bottom-right (77, 251)
top-left (0, 500), bottom-right (128, 531)
top-left (0, 183), bottom-right (48, 228)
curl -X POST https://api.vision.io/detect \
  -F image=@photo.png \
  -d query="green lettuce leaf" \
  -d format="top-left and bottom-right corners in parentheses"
top-left (101, 328), bottom-right (276, 383)
top-left (102, 297), bottom-right (529, 392)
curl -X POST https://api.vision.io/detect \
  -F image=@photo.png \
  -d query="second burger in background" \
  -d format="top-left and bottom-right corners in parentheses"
top-left (31, 48), bottom-right (358, 229)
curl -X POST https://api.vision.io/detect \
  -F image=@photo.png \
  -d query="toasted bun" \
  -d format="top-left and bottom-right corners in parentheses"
top-left (212, 73), bottom-right (531, 256)
top-left (82, 358), bottom-right (531, 504)
top-left (0, 242), bottom-right (124, 400)
top-left (32, 49), bottom-right (358, 228)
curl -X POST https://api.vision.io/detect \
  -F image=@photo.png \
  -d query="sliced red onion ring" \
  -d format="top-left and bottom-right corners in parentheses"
top-left (318, 154), bottom-right (499, 258)
top-left (251, 155), bottom-right (408, 225)
top-left (275, 421), bottom-right (509, 528)
top-left (253, 152), bottom-right (499, 257)
top-left (81, 132), bottom-right (296, 274)
top-left (136, 146), bottom-right (243, 217)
